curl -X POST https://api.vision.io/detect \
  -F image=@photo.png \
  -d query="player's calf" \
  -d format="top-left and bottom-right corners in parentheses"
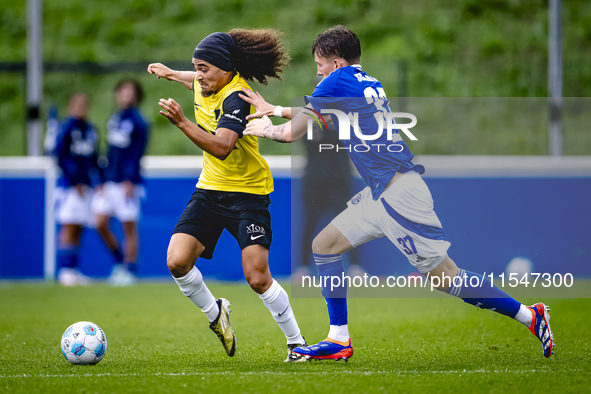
top-left (435, 258), bottom-right (555, 358)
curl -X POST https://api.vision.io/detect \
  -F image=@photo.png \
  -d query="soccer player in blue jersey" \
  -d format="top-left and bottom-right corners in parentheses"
top-left (55, 93), bottom-right (101, 286)
top-left (241, 25), bottom-right (554, 361)
top-left (92, 79), bottom-right (149, 286)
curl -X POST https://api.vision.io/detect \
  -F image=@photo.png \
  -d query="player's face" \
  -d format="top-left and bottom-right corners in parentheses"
top-left (68, 93), bottom-right (89, 119)
top-left (192, 59), bottom-right (231, 98)
top-left (314, 53), bottom-right (338, 78)
top-left (116, 83), bottom-right (137, 109)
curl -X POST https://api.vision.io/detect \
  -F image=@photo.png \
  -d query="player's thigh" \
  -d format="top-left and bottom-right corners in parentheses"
top-left (229, 193), bottom-right (273, 252)
top-left (312, 223), bottom-right (355, 255)
top-left (323, 187), bottom-right (382, 254)
top-left (172, 189), bottom-right (224, 260)
top-left (59, 223), bottom-right (83, 245)
top-left (114, 184), bottom-right (142, 223)
top-left (91, 183), bottom-right (115, 219)
top-left (56, 187), bottom-right (93, 226)
top-left (94, 214), bottom-right (111, 233)
top-left (381, 171), bottom-right (443, 229)
top-left (377, 204), bottom-right (451, 274)
top-left (167, 233), bottom-right (205, 272)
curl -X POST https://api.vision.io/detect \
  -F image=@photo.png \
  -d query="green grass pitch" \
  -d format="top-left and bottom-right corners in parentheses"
top-left (0, 282), bottom-right (589, 393)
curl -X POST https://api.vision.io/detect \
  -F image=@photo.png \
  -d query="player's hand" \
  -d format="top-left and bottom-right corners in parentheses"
top-left (96, 184), bottom-right (104, 194)
top-left (158, 98), bottom-right (187, 126)
top-left (147, 63), bottom-right (174, 80)
top-left (239, 88), bottom-right (275, 120)
top-left (244, 115), bottom-right (273, 138)
top-left (122, 181), bottom-right (134, 199)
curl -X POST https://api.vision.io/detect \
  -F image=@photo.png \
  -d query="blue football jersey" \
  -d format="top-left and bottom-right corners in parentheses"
top-left (55, 117), bottom-right (101, 188)
top-left (305, 65), bottom-right (423, 200)
top-left (103, 107), bottom-right (149, 184)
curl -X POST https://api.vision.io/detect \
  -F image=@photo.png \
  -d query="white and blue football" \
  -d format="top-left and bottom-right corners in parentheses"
top-left (60, 321), bottom-right (107, 365)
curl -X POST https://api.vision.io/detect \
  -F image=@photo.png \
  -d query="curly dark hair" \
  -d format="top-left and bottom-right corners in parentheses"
top-left (312, 25), bottom-right (361, 64)
top-left (228, 28), bottom-right (290, 85)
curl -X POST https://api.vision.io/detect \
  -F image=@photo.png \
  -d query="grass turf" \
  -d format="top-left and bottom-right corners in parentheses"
top-left (0, 282), bottom-right (589, 393)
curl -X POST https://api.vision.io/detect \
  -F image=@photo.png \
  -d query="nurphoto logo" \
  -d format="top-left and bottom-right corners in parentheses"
top-left (304, 108), bottom-right (418, 153)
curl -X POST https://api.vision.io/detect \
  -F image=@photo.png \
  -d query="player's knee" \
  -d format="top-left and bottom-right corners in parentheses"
top-left (426, 255), bottom-right (459, 291)
top-left (311, 235), bottom-right (327, 254)
top-left (245, 272), bottom-right (271, 294)
top-left (166, 251), bottom-right (192, 278)
top-left (94, 219), bottom-right (109, 235)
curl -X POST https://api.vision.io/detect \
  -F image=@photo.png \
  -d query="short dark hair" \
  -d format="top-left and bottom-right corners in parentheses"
top-left (115, 78), bottom-right (144, 105)
top-left (312, 25), bottom-right (361, 64)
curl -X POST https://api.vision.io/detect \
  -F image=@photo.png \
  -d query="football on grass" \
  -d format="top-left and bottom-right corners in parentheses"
top-left (60, 321), bottom-right (107, 365)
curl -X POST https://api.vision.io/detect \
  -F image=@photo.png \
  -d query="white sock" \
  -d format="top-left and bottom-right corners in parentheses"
top-left (259, 279), bottom-right (305, 344)
top-left (173, 266), bottom-right (219, 322)
top-left (514, 304), bottom-right (533, 327)
top-left (328, 324), bottom-right (350, 342)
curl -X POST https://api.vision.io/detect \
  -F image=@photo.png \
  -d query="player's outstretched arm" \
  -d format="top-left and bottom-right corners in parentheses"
top-left (239, 88), bottom-right (292, 120)
top-left (243, 108), bottom-right (309, 143)
top-left (158, 98), bottom-right (237, 160)
top-left (147, 63), bottom-right (195, 90)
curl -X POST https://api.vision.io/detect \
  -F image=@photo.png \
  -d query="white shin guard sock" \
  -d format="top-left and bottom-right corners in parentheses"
top-left (328, 325), bottom-right (350, 342)
top-left (514, 304), bottom-right (533, 327)
top-left (173, 266), bottom-right (219, 322)
top-left (259, 279), bottom-right (305, 344)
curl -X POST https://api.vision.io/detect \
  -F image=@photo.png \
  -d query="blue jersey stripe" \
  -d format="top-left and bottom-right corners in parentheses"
top-left (381, 198), bottom-right (446, 241)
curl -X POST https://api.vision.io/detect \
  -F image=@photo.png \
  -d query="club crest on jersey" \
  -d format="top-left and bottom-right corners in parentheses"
top-left (246, 224), bottom-right (265, 234)
top-left (70, 129), bottom-right (97, 156)
top-left (351, 193), bottom-right (362, 205)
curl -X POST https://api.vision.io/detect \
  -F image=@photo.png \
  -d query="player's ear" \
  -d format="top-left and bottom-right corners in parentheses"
top-left (332, 58), bottom-right (340, 70)
top-left (333, 58), bottom-right (347, 70)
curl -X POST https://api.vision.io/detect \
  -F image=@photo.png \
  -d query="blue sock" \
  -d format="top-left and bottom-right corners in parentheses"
top-left (57, 246), bottom-right (79, 270)
top-left (112, 248), bottom-right (124, 264)
top-left (314, 253), bottom-right (347, 325)
top-left (126, 262), bottom-right (138, 274)
top-left (446, 268), bottom-right (521, 318)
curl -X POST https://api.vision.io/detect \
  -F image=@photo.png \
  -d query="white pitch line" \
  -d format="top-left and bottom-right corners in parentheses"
top-left (0, 369), bottom-right (585, 379)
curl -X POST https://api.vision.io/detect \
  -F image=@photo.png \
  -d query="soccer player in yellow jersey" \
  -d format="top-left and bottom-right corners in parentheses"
top-left (147, 29), bottom-right (307, 361)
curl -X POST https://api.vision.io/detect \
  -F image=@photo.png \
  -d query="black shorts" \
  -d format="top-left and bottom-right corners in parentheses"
top-left (173, 189), bottom-right (272, 259)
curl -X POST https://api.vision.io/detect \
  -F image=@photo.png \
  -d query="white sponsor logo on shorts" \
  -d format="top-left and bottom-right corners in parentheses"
top-left (246, 224), bottom-right (266, 234)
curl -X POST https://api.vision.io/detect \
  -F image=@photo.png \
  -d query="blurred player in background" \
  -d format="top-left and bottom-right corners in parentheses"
top-left (43, 105), bottom-right (60, 156)
top-left (92, 79), bottom-right (149, 286)
top-left (147, 28), bottom-right (307, 361)
top-left (242, 25), bottom-right (554, 361)
top-left (54, 93), bottom-right (101, 286)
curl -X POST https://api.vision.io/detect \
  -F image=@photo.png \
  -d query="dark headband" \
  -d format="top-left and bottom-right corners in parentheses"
top-left (193, 32), bottom-right (236, 72)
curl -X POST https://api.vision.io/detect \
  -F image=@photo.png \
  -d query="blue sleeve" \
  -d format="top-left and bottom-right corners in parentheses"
top-left (55, 121), bottom-right (79, 186)
top-left (217, 91), bottom-right (251, 137)
top-left (121, 115), bottom-right (149, 183)
top-left (304, 74), bottom-right (346, 113)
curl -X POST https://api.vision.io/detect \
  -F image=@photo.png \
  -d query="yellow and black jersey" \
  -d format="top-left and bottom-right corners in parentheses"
top-left (193, 72), bottom-right (273, 195)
